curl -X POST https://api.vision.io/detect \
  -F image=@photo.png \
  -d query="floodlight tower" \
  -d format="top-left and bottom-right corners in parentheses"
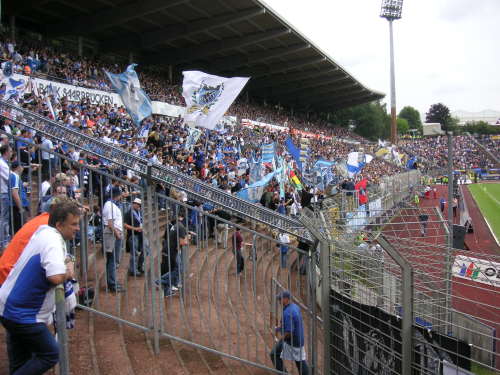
top-left (380, 0), bottom-right (403, 145)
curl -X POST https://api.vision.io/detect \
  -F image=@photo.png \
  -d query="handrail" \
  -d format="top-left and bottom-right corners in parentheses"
top-left (0, 100), bottom-right (312, 242)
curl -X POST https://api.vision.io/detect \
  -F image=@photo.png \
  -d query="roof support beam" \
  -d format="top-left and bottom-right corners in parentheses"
top-left (313, 93), bottom-right (376, 110)
top-left (248, 68), bottom-right (339, 90)
top-left (105, 7), bottom-right (266, 51)
top-left (143, 28), bottom-right (290, 65)
top-left (227, 56), bottom-right (326, 78)
top-left (304, 87), bottom-right (368, 106)
top-left (211, 43), bottom-right (310, 72)
top-left (329, 95), bottom-right (380, 110)
top-left (280, 81), bottom-right (358, 102)
top-left (47, 0), bottom-right (190, 36)
top-left (270, 76), bottom-right (353, 97)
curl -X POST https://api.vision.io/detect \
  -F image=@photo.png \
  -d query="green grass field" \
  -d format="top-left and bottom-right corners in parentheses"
top-left (468, 183), bottom-right (500, 242)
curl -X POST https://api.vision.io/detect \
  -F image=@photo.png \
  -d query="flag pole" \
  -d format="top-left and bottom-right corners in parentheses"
top-left (204, 130), bottom-right (210, 157)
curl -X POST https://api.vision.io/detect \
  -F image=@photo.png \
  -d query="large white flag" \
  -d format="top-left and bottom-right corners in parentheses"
top-left (182, 71), bottom-right (249, 130)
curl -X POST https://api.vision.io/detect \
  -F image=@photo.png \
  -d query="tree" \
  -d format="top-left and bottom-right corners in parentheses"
top-left (397, 117), bottom-right (409, 134)
top-left (349, 102), bottom-right (390, 141)
top-left (425, 103), bottom-right (453, 132)
top-left (399, 106), bottom-right (422, 132)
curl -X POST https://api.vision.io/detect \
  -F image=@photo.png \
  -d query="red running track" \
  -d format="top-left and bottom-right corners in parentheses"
top-left (420, 184), bottom-right (499, 369)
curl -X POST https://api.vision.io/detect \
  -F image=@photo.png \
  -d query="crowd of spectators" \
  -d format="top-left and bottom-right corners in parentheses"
top-left (399, 135), bottom-right (498, 170)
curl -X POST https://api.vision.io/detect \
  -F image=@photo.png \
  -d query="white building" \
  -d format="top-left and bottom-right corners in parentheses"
top-left (452, 109), bottom-right (500, 126)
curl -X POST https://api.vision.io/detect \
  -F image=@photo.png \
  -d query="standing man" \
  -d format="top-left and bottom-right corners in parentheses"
top-left (0, 200), bottom-right (80, 374)
top-left (159, 212), bottom-right (188, 297)
top-left (0, 144), bottom-right (13, 251)
top-left (9, 161), bottom-right (30, 234)
top-left (270, 291), bottom-right (309, 375)
top-left (103, 186), bottom-right (124, 292)
top-left (439, 197), bottom-right (446, 213)
top-left (125, 198), bottom-right (144, 277)
top-left (231, 227), bottom-right (244, 275)
top-left (40, 136), bottom-right (55, 180)
top-left (278, 231), bottom-right (291, 269)
top-left (419, 214), bottom-right (429, 236)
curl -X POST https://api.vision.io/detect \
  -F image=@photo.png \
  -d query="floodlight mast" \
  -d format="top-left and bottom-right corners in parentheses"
top-left (380, 0), bottom-right (403, 145)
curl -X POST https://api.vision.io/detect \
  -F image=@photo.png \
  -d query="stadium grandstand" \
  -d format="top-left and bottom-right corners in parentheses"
top-left (0, 1), bottom-right (498, 375)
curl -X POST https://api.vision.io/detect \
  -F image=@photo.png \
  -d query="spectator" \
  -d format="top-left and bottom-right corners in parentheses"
top-left (231, 227), bottom-right (244, 275)
top-left (0, 200), bottom-right (80, 374)
top-left (159, 212), bottom-right (188, 297)
top-left (9, 161), bottom-right (30, 234)
top-left (103, 186), bottom-right (124, 293)
top-left (124, 198), bottom-right (144, 277)
top-left (0, 144), bottom-right (13, 251)
top-left (270, 291), bottom-right (309, 375)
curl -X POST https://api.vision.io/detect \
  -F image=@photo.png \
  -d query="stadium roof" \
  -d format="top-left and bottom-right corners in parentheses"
top-left (5, 0), bottom-right (385, 111)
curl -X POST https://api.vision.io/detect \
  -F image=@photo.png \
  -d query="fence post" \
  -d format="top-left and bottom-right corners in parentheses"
top-left (377, 236), bottom-right (414, 375)
top-left (319, 240), bottom-right (331, 375)
top-left (55, 284), bottom-right (70, 375)
top-left (298, 210), bottom-right (330, 375)
top-left (146, 163), bottom-right (160, 354)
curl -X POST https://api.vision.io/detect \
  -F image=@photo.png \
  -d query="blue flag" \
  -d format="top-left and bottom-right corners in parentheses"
top-left (104, 64), bottom-right (152, 126)
top-left (406, 156), bottom-right (417, 169)
top-left (261, 142), bottom-right (275, 163)
top-left (285, 137), bottom-right (302, 171)
top-left (237, 168), bottom-right (282, 202)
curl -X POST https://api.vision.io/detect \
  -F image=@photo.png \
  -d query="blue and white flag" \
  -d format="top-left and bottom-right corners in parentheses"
top-left (285, 137), bottom-right (302, 171)
top-left (237, 168), bottom-right (282, 202)
top-left (104, 64), bottom-right (152, 126)
top-left (1, 62), bottom-right (13, 78)
top-left (261, 142), bottom-right (275, 163)
top-left (45, 96), bottom-right (56, 119)
top-left (314, 159), bottom-right (335, 170)
top-left (182, 70), bottom-right (249, 130)
top-left (249, 156), bottom-right (262, 184)
top-left (347, 152), bottom-right (361, 177)
top-left (185, 127), bottom-right (202, 152)
top-left (3, 77), bottom-right (27, 100)
top-left (347, 152), bottom-right (373, 177)
top-left (406, 156), bottom-right (417, 169)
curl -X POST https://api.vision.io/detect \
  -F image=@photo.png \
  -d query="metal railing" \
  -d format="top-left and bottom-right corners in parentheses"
top-left (0, 128), bottom-right (325, 374)
top-left (0, 100), bottom-right (311, 242)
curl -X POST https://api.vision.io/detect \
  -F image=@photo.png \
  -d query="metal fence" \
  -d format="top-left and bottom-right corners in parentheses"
top-left (0, 129), bottom-right (324, 374)
top-left (317, 203), bottom-right (499, 375)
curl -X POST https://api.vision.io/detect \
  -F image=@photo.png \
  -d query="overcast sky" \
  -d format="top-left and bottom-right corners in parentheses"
top-left (263, 0), bottom-right (500, 118)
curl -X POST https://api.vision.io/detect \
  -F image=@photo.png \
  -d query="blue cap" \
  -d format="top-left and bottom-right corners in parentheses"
top-left (277, 291), bottom-right (291, 300)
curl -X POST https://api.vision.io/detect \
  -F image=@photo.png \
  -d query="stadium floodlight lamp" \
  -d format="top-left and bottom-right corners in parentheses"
top-left (380, 0), bottom-right (404, 21)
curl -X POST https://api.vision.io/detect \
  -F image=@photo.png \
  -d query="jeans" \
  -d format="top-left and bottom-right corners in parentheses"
top-left (104, 231), bottom-right (122, 289)
top-left (280, 252), bottom-right (288, 269)
top-left (270, 339), bottom-right (309, 375)
top-left (0, 193), bottom-right (11, 249)
top-left (233, 248), bottom-right (244, 274)
top-left (176, 251), bottom-right (183, 286)
top-left (0, 317), bottom-right (59, 375)
top-left (160, 267), bottom-right (179, 296)
top-left (128, 235), bottom-right (144, 274)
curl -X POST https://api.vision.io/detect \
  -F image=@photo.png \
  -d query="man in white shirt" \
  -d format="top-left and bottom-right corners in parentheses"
top-left (0, 144), bottom-right (13, 250)
top-left (0, 200), bottom-right (80, 374)
top-left (41, 137), bottom-right (55, 179)
top-left (103, 186), bottom-right (124, 292)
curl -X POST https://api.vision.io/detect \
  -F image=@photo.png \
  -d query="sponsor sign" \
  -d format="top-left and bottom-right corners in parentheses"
top-left (13, 73), bottom-right (121, 105)
top-left (151, 101), bottom-right (185, 117)
top-left (13, 73), bottom-right (187, 117)
top-left (241, 118), bottom-right (289, 132)
top-left (452, 255), bottom-right (500, 287)
top-left (368, 198), bottom-right (382, 217)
